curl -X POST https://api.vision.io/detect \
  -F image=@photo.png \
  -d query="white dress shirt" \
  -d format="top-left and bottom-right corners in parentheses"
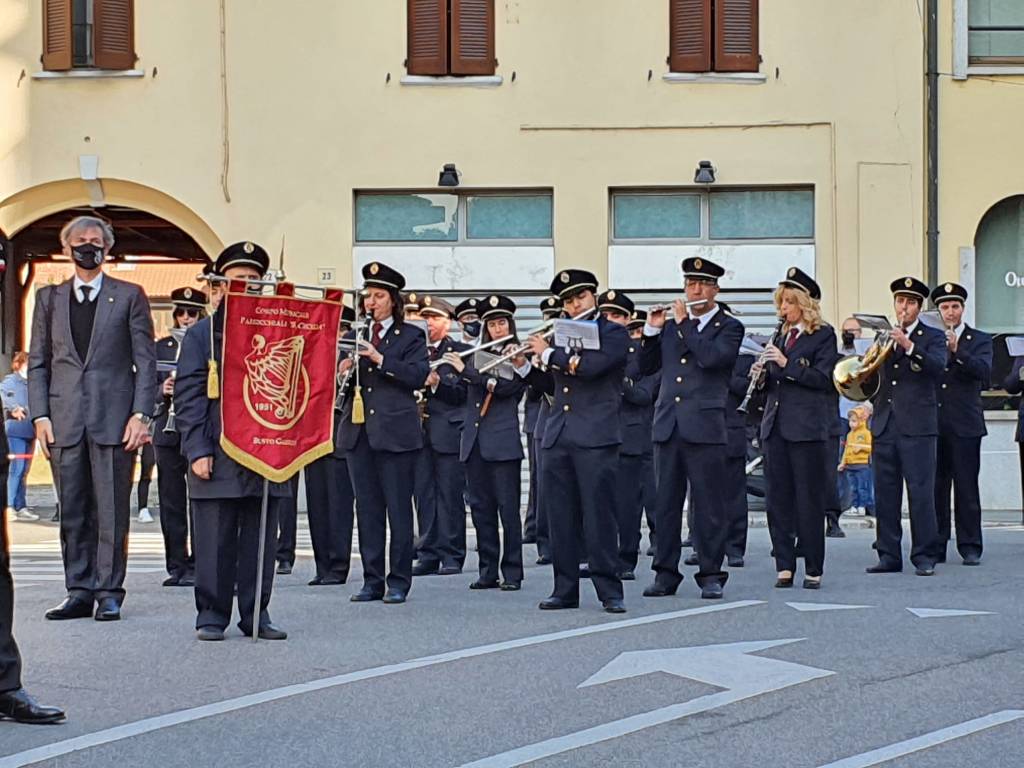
top-left (73, 272), bottom-right (103, 303)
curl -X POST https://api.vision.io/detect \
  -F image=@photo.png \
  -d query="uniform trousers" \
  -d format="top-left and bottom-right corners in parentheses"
top-left (935, 434), bottom-right (983, 560)
top-left (651, 435), bottom-right (729, 589)
top-left (413, 447), bottom-right (436, 558)
top-left (347, 433), bottom-right (417, 595)
top-left (303, 455), bottom-right (354, 581)
top-left (872, 428), bottom-right (940, 570)
top-left (154, 445), bottom-right (194, 579)
top-left (724, 453), bottom-right (749, 559)
top-left (614, 453), bottom-right (647, 571)
top-left (466, 447), bottom-right (523, 584)
top-left (532, 436), bottom-right (551, 560)
top-left (764, 434), bottom-right (826, 576)
top-left (1, 464), bottom-right (22, 693)
top-left (275, 478), bottom-right (299, 567)
top-left (640, 452), bottom-right (657, 544)
top-left (417, 449), bottom-right (467, 570)
top-left (192, 496), bottom-right (279, 632)
top-left (543, 440), bottom-right (622, 603)
top-left (52, 437), bottom-right (133, 604)
top-left (524, 434), bottom-right (538, 541)
top-left (135, 443), bottom-right (155, 511)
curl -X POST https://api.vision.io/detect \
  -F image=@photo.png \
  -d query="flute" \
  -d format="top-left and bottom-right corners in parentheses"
top-left (647, 299), bottom-right (708, 314)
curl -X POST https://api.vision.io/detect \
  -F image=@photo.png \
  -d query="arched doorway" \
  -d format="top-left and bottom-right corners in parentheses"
top-left (975, 195), bottom-right (1024, 335)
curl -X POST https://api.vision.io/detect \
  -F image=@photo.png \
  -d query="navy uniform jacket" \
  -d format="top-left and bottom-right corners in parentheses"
top-left (620, 342), bottom-right (659, 457)
top-left (870, 322), bottom-right (947, 439)
top-left (1003, 356), bottom-right (1024, 442)
top-left (637, 310), bottom-right (744, 445)
top-left (727, 355), bottom-right (755, 458)
top-left (424, 337), bottom-right (470, 455)
top-left (937, 325), bottom-right (992, 438)
top-left (152, 334), bottom-right (180, 448)
top-left (760, 325), bottom-right (839, 443)
top-left (460, 359), bottom-right (526, 462)
top-left (525, 316), bottom-right (629, 449)
top-left (174, 310), bottom-right (291, 500)
top-left (336, 321), bottom-right (429, 454)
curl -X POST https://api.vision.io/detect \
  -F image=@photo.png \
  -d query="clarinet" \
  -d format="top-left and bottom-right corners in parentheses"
top-left (736, 316), bottom-right (786, 414)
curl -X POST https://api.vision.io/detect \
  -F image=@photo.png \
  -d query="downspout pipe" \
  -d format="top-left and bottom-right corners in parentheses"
top-left (926, 0), bottom-right (939, 284)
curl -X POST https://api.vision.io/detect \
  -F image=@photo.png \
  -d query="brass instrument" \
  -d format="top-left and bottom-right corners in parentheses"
top-left (737, 316), bottom-right (786, 414)
top-left (832, 311), bottom-right (905, 402)
top-left (477, 307), bottom-right (598, 374)
top-left (161, 326), bottom-right (189, 434)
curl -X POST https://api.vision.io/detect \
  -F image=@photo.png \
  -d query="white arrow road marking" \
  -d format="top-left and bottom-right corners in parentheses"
top-left (907, 607), bottom-right (995, 618)
top-left (785, 602), bottom-right (873, 612)
top-left (0, 601), bottom-right (762, 768)
top-left (816, 710), bottom-right (1024, 767)
top-left (456, 638), bottom-right (833, 768)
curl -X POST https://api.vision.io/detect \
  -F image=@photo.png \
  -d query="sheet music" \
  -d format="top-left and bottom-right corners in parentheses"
top-left (1006, 336), bottom-right (1024, 357)
top-left (852, 313), bottom-right (892, 332)
top-left (553, 319), bottom-right (601, 351)
top-left (918, 310), bottom-right (945, 331)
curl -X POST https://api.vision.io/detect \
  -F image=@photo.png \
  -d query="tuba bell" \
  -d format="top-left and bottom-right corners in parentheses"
top-left (832, 326), bottom-right (897, 402)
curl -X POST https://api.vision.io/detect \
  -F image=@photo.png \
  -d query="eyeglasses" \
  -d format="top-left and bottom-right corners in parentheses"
top-left (174, 308), bottom-right (201, 318)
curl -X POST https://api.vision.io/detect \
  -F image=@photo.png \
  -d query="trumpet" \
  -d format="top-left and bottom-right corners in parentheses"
top-left (430, 334), bottom-right (514, 370)
top-left (161, 326), bottom-right (189, 434)
top-left (477, 307), bottom-right (597, 374)
top-left (737, 316), bottom-right (786, 414)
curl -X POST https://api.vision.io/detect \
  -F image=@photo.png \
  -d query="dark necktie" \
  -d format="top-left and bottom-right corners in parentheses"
top-left (79, 285), bottom-right (93, 304)
top-left (784, 328), bottom-right (799, 352)
top-left (371, 322), bottom-right (383, 348)
top-left (428, 344), bottom-right (440, 361)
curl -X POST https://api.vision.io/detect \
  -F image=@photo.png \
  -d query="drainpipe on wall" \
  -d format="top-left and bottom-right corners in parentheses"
top-left (926, 0), bottom-right (939, 284)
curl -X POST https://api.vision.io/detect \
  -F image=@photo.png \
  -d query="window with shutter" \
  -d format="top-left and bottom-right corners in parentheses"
top-left (93, 0), bottom-right (135, 70)
top-left (42, 0), bottom-right (135, 71)
top-left (407, 0), bottom-right (449, 76)
top-left (42, 0), bottom-right (73, 71)
top-left (407, 0), bottom-right (495, 77)
top-left (668, 0), bottom-right (758, 74)
top-left (451, 0), bottom-right (495, 75)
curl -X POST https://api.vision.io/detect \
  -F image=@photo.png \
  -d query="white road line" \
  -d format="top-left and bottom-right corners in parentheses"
top-left (815, 710), bottom-right (1024, 767)
top-left (0, 600), bottom-right (761, 768)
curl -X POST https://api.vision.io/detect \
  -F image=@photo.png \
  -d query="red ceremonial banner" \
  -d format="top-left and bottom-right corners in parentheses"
top-left (219, 281), bottom-right (343, 482)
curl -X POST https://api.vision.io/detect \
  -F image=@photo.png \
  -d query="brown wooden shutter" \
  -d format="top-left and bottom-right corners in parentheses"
top-left (669, 0), bottom-right (711, 73)
top-left (407, 0), bottom-right (449, 75)
top-left (714, 0), bottom-right (759, 72)
top-left (451, 0), bottom-right (495, 75)
top-left (93, 0), bottom-right (136, 70)
top-left (42, 0), bottom-right (73, 71)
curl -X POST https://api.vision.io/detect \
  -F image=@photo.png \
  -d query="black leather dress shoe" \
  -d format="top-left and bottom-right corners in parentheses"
top-left (469, 579), bottom-right (500, 590)
top-left (619, 570), bottom-right (636, 581)
top-left (700, 582), bottom-right (724, 600)
top-left (316, 574), bottom-right (346, 585)
top-left (538, 597), bottom-right (579, 610)
top-left (642, 582), bottom-right (678, 597)
top-left (257, 623), bottom-right (288, 640)
top-left (276, 562), bottom-right (292, 575)
top-left (162, 576), bottom-right (181, 587)
top-left (602, 599), bottom-right (626, 614)
top-left (350, 589), bottom-right (384, 602)
top-left (308, 576), bottom-right (324, 586)
top-left (178, 573), bottom-right (196, 587)
top-left (962, 555), bottom-right (981, 566)
top-left (197, 626), bottom-right (225, 641)
top-left (535, 555), bottom-right (552, 565)
top-left (382, 589), bottom-right (407, 604)
top-left (803, 578), bottom-right (821, 590)
top-left (683, 553), bottom-right (699, 566)
top-left (727, 556), bottom-right (744, 568)
top-left (774, 576), bottom-right (794, 588)
top-left (45, 597), bottom-right (92, 621)
top-left (412, 562), bottom-right (440, 576)
top-left (94, 597), bottom-right (121, 622)
top-left (0, 688), bottom-right (65, 724)
top-left (438, 565), bottom-right (462, 576)
top-left (866, 563), bottom-right (901, 574)
top-left (500, 581), bottom-right (521, 591)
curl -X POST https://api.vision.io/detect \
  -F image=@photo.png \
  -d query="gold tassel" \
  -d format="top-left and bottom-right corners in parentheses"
top-left (207, 360), bottom-right (220, 400)
top-left (351, 385), bottom-right (365, 424)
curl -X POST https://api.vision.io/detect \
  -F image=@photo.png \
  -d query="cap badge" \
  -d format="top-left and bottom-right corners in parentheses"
top-left (560, 272), bottom-right (570, 284)
top-left (788, 268), bottom-right (796, 278)
top-left (489, 296), bottom-right (499, 307)
top-left (694, 258), bottom-right (703, 270)
top-left (408, 293), bottom-right (417, 303)
top-left (469, 298), bottom-right (477, 306)
top-left (945, 283), bottom-right (953, 293)
top-left (423, 296), bottom-right (432, 306)
top-left (904, 278), bottom-right (913, 288)
top-left (607, 290), bottom-right (616, 300)
top-left (243, 242), bottom-right (255, 254)
top-left (184, 288), bottom-right (192, 299)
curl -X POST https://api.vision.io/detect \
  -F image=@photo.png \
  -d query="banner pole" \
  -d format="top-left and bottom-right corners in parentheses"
top-left (252, 478), bottom-right (270, 643)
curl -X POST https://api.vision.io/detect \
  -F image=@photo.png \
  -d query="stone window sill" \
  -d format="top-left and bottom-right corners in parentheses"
top-left (400, 75), bottom-right (502, 87)
top-left (662, 71), bottom-right (766, 85)
top-left (966, 65), bottom-right (1024, 77)
top-left (33, 69), bottom-right (145, 80)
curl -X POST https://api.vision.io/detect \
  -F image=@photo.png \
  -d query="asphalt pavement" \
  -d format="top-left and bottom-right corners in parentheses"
top-left (2, 516), bottom-right (1023, 768)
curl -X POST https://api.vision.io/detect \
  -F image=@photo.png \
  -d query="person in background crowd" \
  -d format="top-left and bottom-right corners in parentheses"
top-left (29, 215), bottom-right (157, 623)
top-left (134, 443), bottom-right (155, 524)
top-left (2, 353), bottom-right (38, 522)
top-left (274, 477), bottom-right (300, 575)
top-left (839, 404), bottom-right (874, 516)
top-left (626, 310), bottom-right (659, 557)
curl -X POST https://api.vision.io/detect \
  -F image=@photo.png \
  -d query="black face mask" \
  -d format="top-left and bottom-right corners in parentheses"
top-left (462, 320), bottom-right (481, 340)
top-left (841, 330), bottom-right (856, 347)
top-left (71, 243), bottom-right (104, 270)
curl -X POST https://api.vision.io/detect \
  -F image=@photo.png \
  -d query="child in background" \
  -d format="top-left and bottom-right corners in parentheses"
top-left (839, 404), bottom-right (874, 516)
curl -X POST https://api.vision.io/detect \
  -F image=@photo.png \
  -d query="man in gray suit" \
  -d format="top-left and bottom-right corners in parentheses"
top-left (28, 215), bottom-right (156, 622)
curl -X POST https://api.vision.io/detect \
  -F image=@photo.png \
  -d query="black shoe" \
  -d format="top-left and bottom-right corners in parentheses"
top-left (500, 581), bottom-right (522, 591)
top-left (0, 688), bottom-right (66, 724)
top-left (701, 582), bottom-right (724, 600)
top-left (727, 556), bottom-right (744, 568)
top-left (539, 596), bottom-right (579, 610)
top-left (803, 578), bottom-right (822, 590)
top-left (162, 576), bottom-right (181, 587)
top-left (257, 623), bottom-right (288, 640)
top-left (602, 598), bottom-right (626, 614)
top-left (962, 555), bottom-right (981, 566)
top-left (308, 576), bottom-right (324, 586)
top-left (197, 626), bottom-right (225, 641)
top-left (45, 597), bottom-right (93, 621)
top-left (382, 589), bottom-right (407, 604)
top-left (914, 565), bottom-right (935, 577)
top-left (469, 579), bottom-right (500, 590)
top-left (276, 562), bottom-right (292, 575)
top-left (177, 574), bottom-right (196, 587)
top-left (94, 597), bottom-right (121, 622)
top-left (683, 553), bottom-right (699, 566)
top-left (775, 575), bottom-right (794, 588)
top-left (643, 582), bottom-right (678, 597)
top-left (412, 562), bottom-right (440, 576)
top-left (866, 563), bottom-right (901, 574)
top-left (50, 510), bottom-right (61, 522)
top-left (439, 564), bottom-right (462, 576)
top-left (619, 570), bottom-right (636, 581)
top-left (350, 589), bottom-right (384, 602)
top-left (826, 517), bottom-right (846, 538)
top-left (535, 555), bottom-right (552, 565)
